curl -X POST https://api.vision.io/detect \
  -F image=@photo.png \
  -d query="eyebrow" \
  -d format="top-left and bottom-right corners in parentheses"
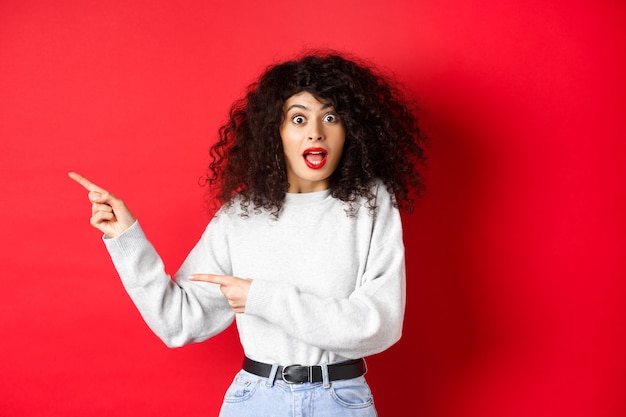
top-left (285, 102), bottom-right (334, 112)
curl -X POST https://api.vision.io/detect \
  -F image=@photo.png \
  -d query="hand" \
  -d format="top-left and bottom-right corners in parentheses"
top-left (68, 171), bottom-right (136, 238)
top-left (189, 274), bottom-right (252, 314)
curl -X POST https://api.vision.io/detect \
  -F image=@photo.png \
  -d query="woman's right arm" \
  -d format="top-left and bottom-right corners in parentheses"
top-left (69, 172), bottom-right (235, 347)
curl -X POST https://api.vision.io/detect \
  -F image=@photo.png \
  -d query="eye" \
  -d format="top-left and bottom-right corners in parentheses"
top-left (291, 115), bottom-right (306, 124)
top-left (323, 113), bottom-right (339, 123)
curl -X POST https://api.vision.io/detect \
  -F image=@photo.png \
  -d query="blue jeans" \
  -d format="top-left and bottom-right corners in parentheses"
top-left (218, 364), bottom-right (378, 417)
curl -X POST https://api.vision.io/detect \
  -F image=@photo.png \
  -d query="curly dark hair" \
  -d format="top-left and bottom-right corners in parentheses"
top-left (202, 50), bottom-right (426, 217)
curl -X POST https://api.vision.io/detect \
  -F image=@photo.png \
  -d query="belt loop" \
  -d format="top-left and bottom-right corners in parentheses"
top-left (266, 364), bottom-right (279, 387)
top-left (321, 363), bottom-right (330, 389)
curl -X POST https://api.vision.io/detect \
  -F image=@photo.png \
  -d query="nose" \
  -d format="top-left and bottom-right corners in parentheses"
top-left (307, 120), bottom-right (324, 141)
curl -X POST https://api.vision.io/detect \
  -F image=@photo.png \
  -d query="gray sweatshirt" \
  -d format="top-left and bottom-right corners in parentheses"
top-left (104, 180), bottom-right (406, 366)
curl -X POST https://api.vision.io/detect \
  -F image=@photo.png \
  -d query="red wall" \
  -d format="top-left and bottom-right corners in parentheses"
top-left (1, 1), bottom-right (624, 416)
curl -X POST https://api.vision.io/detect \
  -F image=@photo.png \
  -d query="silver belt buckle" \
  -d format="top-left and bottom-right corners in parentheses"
top-left (281, 364), bottom-right (307, 384)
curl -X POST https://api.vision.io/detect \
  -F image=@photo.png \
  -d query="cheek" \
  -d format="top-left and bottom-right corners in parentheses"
top-left (280, 132), bottom-right (299, 162)
top-left (334, 148), bottom-right (345, 166)
top-left (333, 141), bottom-right (346, 168)
top-left (334, 134), bottom-right (346, 157)
top-left (279, 128), bottom-right (292, 151)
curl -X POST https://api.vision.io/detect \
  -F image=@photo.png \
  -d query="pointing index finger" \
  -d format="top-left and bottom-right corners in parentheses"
top-left (68, 171), bottom-right (108, 193)
top-left (189, 274), bottom-right (227, 285)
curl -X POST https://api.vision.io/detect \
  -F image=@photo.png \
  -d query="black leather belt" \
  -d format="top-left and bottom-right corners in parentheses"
top-left (242, 356), bottom-right (366, 384)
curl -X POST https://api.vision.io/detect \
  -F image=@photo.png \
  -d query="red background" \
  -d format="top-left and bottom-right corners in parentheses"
top-left (1, 1), bottom-right (625, 416)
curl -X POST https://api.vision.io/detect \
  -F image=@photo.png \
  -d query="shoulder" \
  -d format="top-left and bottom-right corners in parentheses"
top-left (211, 193), bottom-right (277, 223)
top-left (366, 178), bottom-right (397, 210)
top-left (338, 179), bottom-right (396, 219)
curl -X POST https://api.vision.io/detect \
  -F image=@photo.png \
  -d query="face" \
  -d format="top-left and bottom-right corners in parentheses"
top-left (279, 91), bottom-right (346, 193)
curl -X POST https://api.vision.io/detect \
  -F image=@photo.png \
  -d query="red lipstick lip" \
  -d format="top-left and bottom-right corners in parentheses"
top-left (302, 147), bottom-right (328, 169)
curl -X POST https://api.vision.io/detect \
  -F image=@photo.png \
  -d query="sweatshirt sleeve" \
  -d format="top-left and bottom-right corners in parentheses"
top-left (244, 184), bottom-right (406, 358)
top-left (103, 220), bottom-right (235, 348)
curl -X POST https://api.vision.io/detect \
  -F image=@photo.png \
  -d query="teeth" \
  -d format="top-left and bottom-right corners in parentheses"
top-left (304, 150), bottom-right (326, 166)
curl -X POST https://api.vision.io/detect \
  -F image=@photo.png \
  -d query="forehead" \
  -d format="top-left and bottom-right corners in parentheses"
top-left (283, 91), bottom-right (332, 110)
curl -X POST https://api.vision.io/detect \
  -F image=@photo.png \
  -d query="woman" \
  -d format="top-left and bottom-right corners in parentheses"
top-left (69, 51), bottom-right (426, 416)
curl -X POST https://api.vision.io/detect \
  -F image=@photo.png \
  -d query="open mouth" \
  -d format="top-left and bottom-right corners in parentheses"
top-left (303, 148), bottom-right (328, 169)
